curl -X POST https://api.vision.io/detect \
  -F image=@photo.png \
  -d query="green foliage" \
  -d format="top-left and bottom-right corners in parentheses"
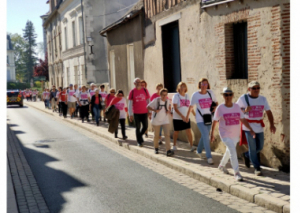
top-left (7, 82), bottom-right (30, 90)
top-left (10, 33), bottom-right (27, 82)
top-left (34, 81), bottom-right (42, 88)
top-left (22, 20), bottom-right (38, 83)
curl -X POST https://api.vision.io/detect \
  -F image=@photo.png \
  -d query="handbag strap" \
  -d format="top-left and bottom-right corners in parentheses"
top-left (244, 94), bottom-right (250, 106)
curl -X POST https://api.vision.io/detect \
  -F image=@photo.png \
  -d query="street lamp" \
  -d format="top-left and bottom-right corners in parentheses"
top-left (86, 37), bottom-right (94, 55)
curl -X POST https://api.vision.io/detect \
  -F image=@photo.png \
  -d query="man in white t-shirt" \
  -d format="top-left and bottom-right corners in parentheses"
top-left (67, 84), bottom-right (77, 119)
top-left (236, 81), bottom-right (276, 176)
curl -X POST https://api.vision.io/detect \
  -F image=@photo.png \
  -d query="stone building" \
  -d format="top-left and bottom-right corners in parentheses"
top-left (59, 0), bottom-right (86, 87)
top-left (103, 0), bottom-right (290, 170)
top-left (42, 0), bottom-right (139, 87)
top-left (100, 0), bottom-right (145, 96)
top-left (7, 35), bottom-right (16, 82)
top-left (43, 0), bottom-right (64, 87)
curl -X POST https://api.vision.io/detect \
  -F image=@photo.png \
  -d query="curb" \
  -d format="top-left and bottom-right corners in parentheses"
top-left (25, 102), bottom-right (290, 213)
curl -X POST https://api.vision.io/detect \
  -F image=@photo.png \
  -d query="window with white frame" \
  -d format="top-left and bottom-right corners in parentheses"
top-left (64, 27), bottom-right (68, 50)
top-left (127, 44), bottom-right (135, 90)
top-left (79, 17), bottom-right (83, 44)
top-left (72, 21), bottom-right (76, 47)
top-left (110, 51), bottom-right (116, 89)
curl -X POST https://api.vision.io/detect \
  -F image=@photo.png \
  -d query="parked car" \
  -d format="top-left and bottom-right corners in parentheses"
top-left (7, 89), bottom-right (23, 107)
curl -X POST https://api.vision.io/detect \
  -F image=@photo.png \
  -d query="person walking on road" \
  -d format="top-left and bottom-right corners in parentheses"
top-left (59, 87), bottom-right (68, 118)
top-left (236, 81), bottom-right (276, 176)
top-left (128, 78), bottom-right (150, 147)
top-left (99, 84), bottom-right (107, 122)
top-left (172, 82), bottom-right (195, 152)
top-left (141, 80), bottom-right (149, 138)
top-left (56, 87), bottom-right (62, 116)
top-left (89, 89), bottom-right (103, 126)
top-left (147, 88), bottom-right (174, 156)
top-left (189, 78), bottom-right (218, 165)
top-left (150, 83), bottom-right (164, 145)
top-left (108, 90), bottom-right (128, 140)
top-left (50, 86), bottom-right (58, 112)
top-left (211, 87), bottom-right (255, 181)
top-left (67, 84), bottom-right (77, 119)
top-left (43, 89), bottom-right (50, 109)
top-left (77, 86), bottom-right (91, 123)
top-left (89, 83), bottom-right (97, 121)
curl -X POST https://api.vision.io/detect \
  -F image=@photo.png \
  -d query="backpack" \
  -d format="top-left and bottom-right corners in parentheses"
top-left (154, 98), bottom-right (168, 118)
top-left (244, 94), bottom-right (250, 106)
top-left (131, 88), bottom-right (148, 100)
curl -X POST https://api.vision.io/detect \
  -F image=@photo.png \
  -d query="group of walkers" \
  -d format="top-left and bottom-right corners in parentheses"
top-left (35, 77), bottom-right (276, 181)
top-left (21, 88), bottom-right (39, 102)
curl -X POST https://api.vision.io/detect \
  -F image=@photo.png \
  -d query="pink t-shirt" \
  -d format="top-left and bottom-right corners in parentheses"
top-left (150, 93), bottom-right (160, 101)
top-left (213, 103), bottom-right (244, 141)
top-left (105, 94), bottom-right (114, 107)
top-left (128, 88), bottom-right (150, 114)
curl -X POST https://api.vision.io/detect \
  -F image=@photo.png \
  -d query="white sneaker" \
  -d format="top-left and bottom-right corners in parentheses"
top-left (207, 158), bottom-right (214, 165)
top-left (196, 152), bottom-right (206, 159)
top-left (172, 146), bottom-right (177, 151)
top-left (234, 172), bottom-right (243, 181)
top-left (218, 165), bottom-right (229, 174)
top-left (190, 146), bottom-right (196, 152)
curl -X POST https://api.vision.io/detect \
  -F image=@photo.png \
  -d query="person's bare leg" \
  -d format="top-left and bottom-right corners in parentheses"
top-left (173, 131), bottom-right (179, 146)
top-left (186, 129), bottom-right (193, 147)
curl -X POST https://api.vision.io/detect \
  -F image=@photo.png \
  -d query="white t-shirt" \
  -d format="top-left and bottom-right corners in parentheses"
top-left (89, 89), bottom-right (96, 97)
top-left (114, 97), bottom-right (127, 119)
top-left (43, 92), bottom-right (50, 100)
top-left (99, 91), bottom-right (107, 104)
top-left (214, 103), bottom-right (244, 142)
top-left (147, 98), bottom-right (170, 126)
top-left (190, 90), bottom-right (217, 123)
top-left (67, 89), bottom-right (77, 102)
top-left (77, 92), bottom-right (90, 106)
top-left (172, 93), bottom-right (191, 120)
top-left (236, 94), bottom-right (270, 133)
top-left (56, 92), bottom-right (61, 102)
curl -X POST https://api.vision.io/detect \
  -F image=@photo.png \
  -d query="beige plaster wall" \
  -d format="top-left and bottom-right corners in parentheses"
top-left (143, 0), bottom-right (290, 170)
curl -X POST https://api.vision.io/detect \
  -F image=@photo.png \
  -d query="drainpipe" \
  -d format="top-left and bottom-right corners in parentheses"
top-left (81, 0), bottom-right (88, 85)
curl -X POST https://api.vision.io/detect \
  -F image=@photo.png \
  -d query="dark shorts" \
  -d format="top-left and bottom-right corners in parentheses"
top-left (173, 119), bottom-right (191, 131)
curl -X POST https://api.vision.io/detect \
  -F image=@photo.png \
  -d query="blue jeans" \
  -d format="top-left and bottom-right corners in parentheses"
top-left (44, 99), bottom-right (49, 108)
top-left (196, 122), bottom-right (212, 159)
top-left (93, 105), bottom-right (100, 123)
top-left (244, 131), bottom-right (264, 169)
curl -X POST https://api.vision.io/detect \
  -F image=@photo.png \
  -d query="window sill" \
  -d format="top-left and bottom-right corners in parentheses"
top-left (226, 79), bottom-right (248, 86)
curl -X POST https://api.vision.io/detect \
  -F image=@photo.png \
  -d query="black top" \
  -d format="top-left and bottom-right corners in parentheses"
top-left (90, 94), bottom-right (103, 109)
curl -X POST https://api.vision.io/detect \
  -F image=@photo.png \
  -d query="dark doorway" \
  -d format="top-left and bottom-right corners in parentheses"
top-left (233, 22), bottom-right (248, 79)
top-left (162, 21), bottom-right (181, 92)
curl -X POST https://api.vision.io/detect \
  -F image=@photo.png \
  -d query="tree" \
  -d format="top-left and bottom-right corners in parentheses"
top-left (23, 20), bottom-right (38, 83)
top-left (10, 33), bottom-right (27, 82)
top-left (33, 53), bottom-right (49, 81)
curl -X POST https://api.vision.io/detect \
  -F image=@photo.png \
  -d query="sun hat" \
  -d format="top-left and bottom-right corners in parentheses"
top-left (248, 81), bottom-right (260, 88)
top-left (221, 87), bottom-right (234, 94)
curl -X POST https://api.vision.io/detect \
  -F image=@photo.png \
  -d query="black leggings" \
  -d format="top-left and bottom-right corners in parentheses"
top-left (80, 105), bottom-right (89, 120)
top-left (134, 113), bottom-right (148, 144)
top-left (115, 119), bottom-right (126, 138)
top-left (62, 102), bottom-right (68, 117)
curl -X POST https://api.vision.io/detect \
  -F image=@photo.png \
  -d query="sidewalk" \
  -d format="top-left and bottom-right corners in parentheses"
top-left (25, 101), bottom-right (290, 213)
top-left (7, 123), bottom-right (50, 213)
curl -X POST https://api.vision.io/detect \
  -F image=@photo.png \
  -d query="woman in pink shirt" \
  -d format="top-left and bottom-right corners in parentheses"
top-left (105, 88), bottom-right (116, 109)
top-left (210, 87), bottom-right (255, 181)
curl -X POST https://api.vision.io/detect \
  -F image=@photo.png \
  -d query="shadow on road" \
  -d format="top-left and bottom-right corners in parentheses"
top-left (12, 130), bottom-right (87, 213)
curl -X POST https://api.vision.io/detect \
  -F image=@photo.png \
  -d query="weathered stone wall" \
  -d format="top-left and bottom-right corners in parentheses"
top-left (143, 0), bottom-right (290, 170)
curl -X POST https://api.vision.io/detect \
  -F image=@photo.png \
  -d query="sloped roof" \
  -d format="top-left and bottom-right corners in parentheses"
top-left (100, 0), bottom-right (143, 36)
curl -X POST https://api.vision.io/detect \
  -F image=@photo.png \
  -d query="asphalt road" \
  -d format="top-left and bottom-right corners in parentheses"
top-left (7, 105), bottom-right (238, 213)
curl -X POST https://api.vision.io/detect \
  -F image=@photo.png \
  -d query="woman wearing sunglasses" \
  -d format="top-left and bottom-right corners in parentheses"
top-left (211, 87), bottom-right (255, 181)
top-left (189, 78), bottom-right (218, 165)
top-left (105, 89), bottom-right (116, 110)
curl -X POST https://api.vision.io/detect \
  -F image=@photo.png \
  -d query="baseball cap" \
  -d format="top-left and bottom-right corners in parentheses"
top-left (221, 87), bottom-right (234, 94)
top-left (69, 84), bottom-right (73, 87)
top-left (248, 81), bottom-right (260, 88)
top-left (90, 83), bottom-right (95, 86)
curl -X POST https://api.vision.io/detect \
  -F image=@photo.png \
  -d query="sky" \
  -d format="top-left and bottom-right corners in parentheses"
top-left (7, 0), bottom-right (49, 44)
